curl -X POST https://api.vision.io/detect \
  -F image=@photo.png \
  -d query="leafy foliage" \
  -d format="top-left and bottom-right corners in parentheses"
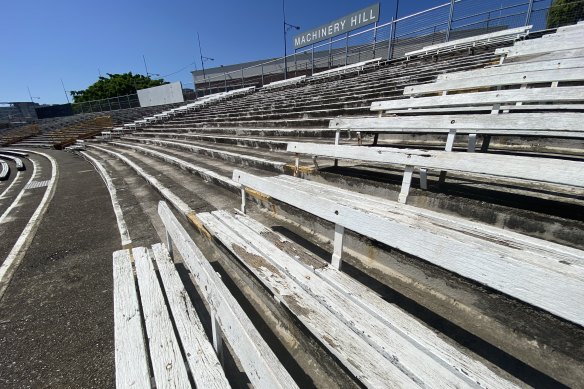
top-left (546, 0), bottom-right (584, 28)
top-left (70, 73), bottom-right (166, 103)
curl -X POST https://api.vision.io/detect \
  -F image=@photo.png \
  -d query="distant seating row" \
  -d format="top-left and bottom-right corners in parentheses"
top-left (406, 25), bottom-right (532, 59)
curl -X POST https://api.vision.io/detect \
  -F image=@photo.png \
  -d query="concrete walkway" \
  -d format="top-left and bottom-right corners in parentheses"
top-left (0, 150), bottom-right (119, 388)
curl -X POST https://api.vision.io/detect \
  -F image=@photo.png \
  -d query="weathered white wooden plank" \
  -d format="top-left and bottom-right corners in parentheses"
top-left (233, 171), bottom-right (584, 326)
top-left (133, 247), bottom-right (191, 389)
top-left (228, 211), bottom-right (520, 389)
top-left (405, 68), bottom-right (584, 95)
top-left (113, 249), bottom-right (151, 389)
top-left (151, 243), bottom-right (231, 389)
top-left (109, 142), bottom-right (240, 190)
top-left (198, 211), bottom-right (418, 388)
top-left (263, 75), bottom-right (306, 89)
top-left (329, 113), bottom-right (584, 137)
top-left (286, 142), bottom-right (584, 188)
top-left (274, 174), bottom-right (584, 268)
top-left (158, 202), bottom-right (299, 389)
top-left (437, 58), bottom-right (584, 81)
top-left (405, 26), bottom-right (531, 57)
top-left (312, 58), bottom-right (382, 78)
top-left (372, 86), bottom-right (584, 111)
top-left (501, 48), bottom-right (584, 63)
top-left (496, 40), bottom-right (584, 58)
top-left (0, 161), bottom-right (8, 180)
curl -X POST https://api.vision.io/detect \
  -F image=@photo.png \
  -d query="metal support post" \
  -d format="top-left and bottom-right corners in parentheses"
top-left (331, 224), bottom-right (345, 270)
top-left (525, 0), bottom-right (535, 26)
top-left (311, 44), bottom-right (315, 75)
top-left (445, 0), bottom-right (455, 42)
top-left (328, 38), bottom-right (333, 68)
top-left (345, 32), bottom-right (349, 66)
top-left (372, 22), bottom-right (378, 58)
top-left (387, 18), bottom-right (395, 60)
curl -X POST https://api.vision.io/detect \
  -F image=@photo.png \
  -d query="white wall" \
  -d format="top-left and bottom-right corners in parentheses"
top-left (137, 82), bottom-right (184, 107)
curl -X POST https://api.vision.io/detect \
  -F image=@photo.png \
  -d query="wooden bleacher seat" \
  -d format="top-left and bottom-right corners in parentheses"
top-left (157, 201), bottom-right (298, 388)
top-left (330, 52), bottom-right (584, 153)
top-left (263, 75), bottom-right (306, 89)
top-left (310, 57), bottom-right (382, 80)
top-left (113, 244), bottom-right (230, 388)
top-left (197, 207), bottom-right (519, 388)
top-left (0, 160), bottom-right (9, 180)
top-left (0, 154), bottom-right (25, 171)
top-left (232, 169), bottom-right (584, 328)
top-left (405, 25), bottom-right (532, 59)
top-left (286, 142), bottom-right (584, 203)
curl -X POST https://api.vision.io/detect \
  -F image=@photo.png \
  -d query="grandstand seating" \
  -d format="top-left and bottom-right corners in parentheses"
top-left (78, 22), bottom-right (584, 387)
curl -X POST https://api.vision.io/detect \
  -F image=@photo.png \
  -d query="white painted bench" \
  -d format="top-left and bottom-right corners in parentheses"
top-left (197, 208), bottom-right (518, 388)
top-left (330, 65), bottom-right (584, 154)
top-left (233, 169), bottom-right (584, 327)
top-left (0, 161), bottom-right (8, 180)
top-left (263, 75), bottom-right (306, 89)
top-left (0, 154), bottom-right (25, 171)
top-left (286, 142), bottom-right (584, 203)
top-left (113, 244), bottom-right (230, 388)
top-left (311, 58), bottom-right (382, 79)
top-left (405, 26), bottom-right (532, 59)
top-left (158, 201), bottom-right (299, 388)
top-left (496, 36), bottom-right (584, 60)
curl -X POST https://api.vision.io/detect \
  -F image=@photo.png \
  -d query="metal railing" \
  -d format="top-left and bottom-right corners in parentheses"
top-left (194, 0), bottom-right (583, 94)
top-left (71, 93), bottom-right (141, 114)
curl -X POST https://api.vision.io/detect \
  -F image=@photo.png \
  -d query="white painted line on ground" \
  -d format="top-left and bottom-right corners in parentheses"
top-left (0, 158), bottom-right (38, 225)
top-left (0, 150), bottom-right (58, 300)
top-left (81, 151), bottom-right (132, 247)
top-left (0, 170), bottom-right (21, 200)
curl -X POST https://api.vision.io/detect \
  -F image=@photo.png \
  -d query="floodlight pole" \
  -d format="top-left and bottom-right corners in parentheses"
top-left (283, 0), bottom-right (299, 80)
top-left (60, 78), bottom-right (70, 103)
top-left (198, 32), bottom-right (214, 91)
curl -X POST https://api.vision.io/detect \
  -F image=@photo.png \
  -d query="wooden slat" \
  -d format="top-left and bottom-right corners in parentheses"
top-left (496, 40), bottom-right (584, 58)
top-left (158, 202), bottom-right (299, 389)
top-left (113, 249), bottom-right (151, 389)
top-left (436, 58), bottom-right (584, 80)
top-left (371, 86), bottom-right (584, 111)
top-left (503, 48), bottom-right (584, 64)
top-left (312, 58), bottom-right (382, 78)
top-left (230, 211), bottom-right (519, 388)
top-left (286, 142), bottom-right (584, 187)
top-left (232, 170), bottom-right (584, 326)
top-left (0, 161), bottom-right (8, 180)
top-left (329, 113), bottom-right (584, 137)
top-left (151, 243), bottom-right (231, 389)
top-left (405, 26), bottom-right (530, 57)
top-left (197, 211), bottom-right (418, 388)
top-left (405, 68), bottom-right (584, 95)
top-left (133, 246), bottom-right (191, 388)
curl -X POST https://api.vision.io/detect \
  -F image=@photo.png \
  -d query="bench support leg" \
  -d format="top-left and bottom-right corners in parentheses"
top-left (467, 134), bottom-right (477, 153)
top-left (331, 224), bottom-right (344, 270)
top-left (211, 311), bottom-right (224, 367)
top-left (481, 135), bottom-right (491, 153)
top-left (334, 130), bottom-right (341, 167)
top-left (357, 131), bottom-right (362, 146)
top-left (439, 129), bottom-right (456, 185)
top-left (312, 155), bottom-right (319, 170)
top-left (294, 154), bottom-right (300, 177)
top-left (419, 168), bottom-right (428, 190)
top-left (398, 165), bottom-right (415, 204)
top-left (166, 231), bottom-right (174, 259)
top-left (372, 133), bottom-right (379, 146)
top-left (240, 187), bottom-right (247, 214)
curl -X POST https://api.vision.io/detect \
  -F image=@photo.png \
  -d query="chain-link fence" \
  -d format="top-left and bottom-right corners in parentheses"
top-left (195, 0), bottom-right (583, 95)
top-left (71, 93), bottom-right (140, 114)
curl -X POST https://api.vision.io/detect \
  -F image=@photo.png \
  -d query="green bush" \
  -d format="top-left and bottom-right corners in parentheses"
top-left (71, 73), bottom-right (166, 103)
top-left (546, 0), bottom-right (584, 28)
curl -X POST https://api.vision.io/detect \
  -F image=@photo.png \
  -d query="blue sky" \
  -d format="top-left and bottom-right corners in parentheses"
top-left (1, 0), bottom-right (446, 104)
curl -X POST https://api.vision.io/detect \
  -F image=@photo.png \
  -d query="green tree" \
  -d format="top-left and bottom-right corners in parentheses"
top-left (546, 0), bottom-right (584, 28)
top-left (70, 73), bottom-right (167, 103)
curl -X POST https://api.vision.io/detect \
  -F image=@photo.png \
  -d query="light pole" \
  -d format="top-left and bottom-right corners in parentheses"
top-left (60, 78), bottom-right (70, 103)
top-left (283, 0), bottom-right (300, 80)
top-left (198, 32), bottom-right (214, 91)
top-left (27, 86), bottom-right (40, 104)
